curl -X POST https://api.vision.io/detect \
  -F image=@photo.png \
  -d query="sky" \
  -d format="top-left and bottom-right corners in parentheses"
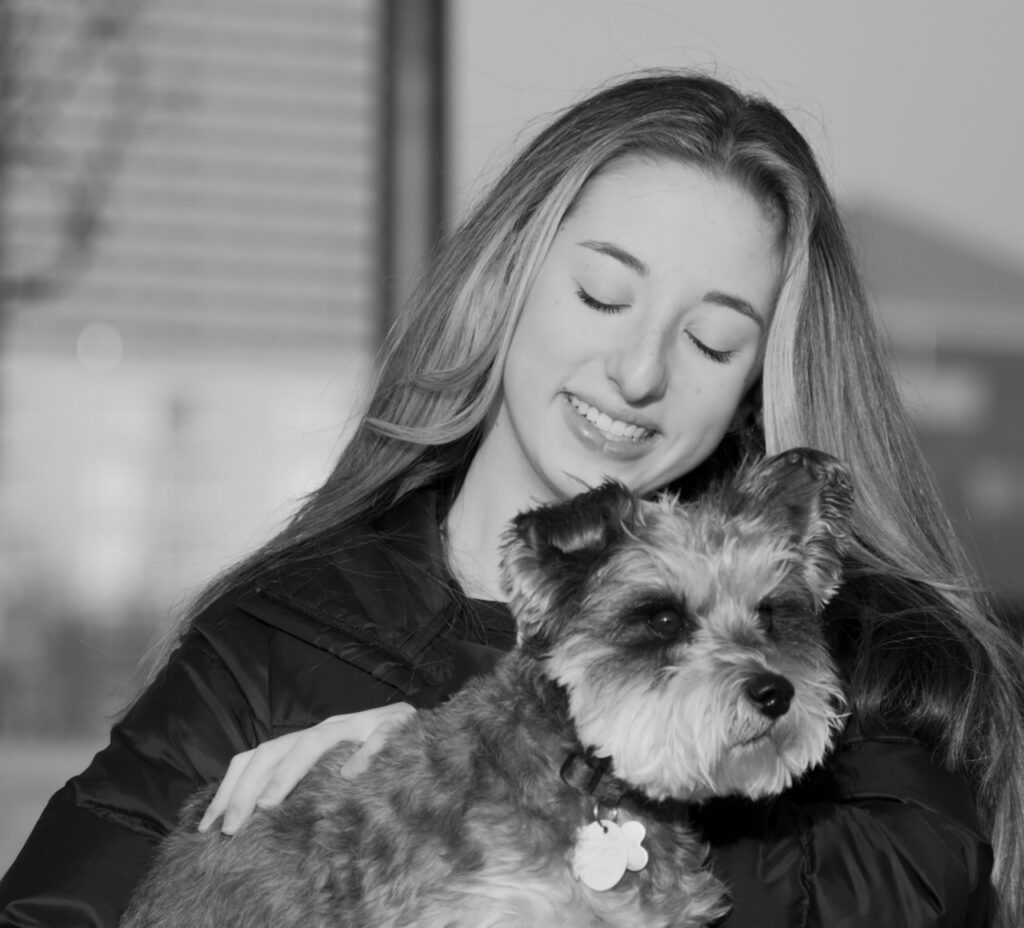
top-left (450, 0), bottom-right (1024, 272)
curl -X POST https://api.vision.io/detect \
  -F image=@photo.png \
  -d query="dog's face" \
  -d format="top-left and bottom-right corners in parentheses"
top-left (501, 448), bottom-right (852, 803)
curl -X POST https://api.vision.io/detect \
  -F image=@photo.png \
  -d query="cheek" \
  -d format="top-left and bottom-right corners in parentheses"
top-left (667, 368), bottom-right (752, 434)
top-left (645, 378), bottom-right (753, 488)
top-left (506, 292), bottom-right (588, 382)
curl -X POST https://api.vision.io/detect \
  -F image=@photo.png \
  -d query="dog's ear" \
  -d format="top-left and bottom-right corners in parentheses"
top-left (728, 448), bottom-right (855, 607)
top-left (501, 481), bottom-right (639, 647)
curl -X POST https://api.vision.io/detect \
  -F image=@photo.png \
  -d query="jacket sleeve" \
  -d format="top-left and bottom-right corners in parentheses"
top-left (702, 739), bottom-right (992, 928)
top-left (0, 625), bottom-right (266, 928)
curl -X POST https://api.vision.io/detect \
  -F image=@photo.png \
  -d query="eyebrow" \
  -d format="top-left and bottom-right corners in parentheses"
top-left (578, 239), bottom-right (765, 329)
top-left (703, 290), bottom-right (765, 330)
top-left (580, 240), bottom-right (649, 276)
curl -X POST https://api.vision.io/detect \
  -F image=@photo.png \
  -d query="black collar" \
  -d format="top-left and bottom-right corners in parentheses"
top-left (560, 749), bottom-right (631, 811)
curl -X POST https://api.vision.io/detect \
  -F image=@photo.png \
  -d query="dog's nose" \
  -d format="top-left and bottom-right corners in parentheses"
top-left (744, 673), bottom-right (795, 719)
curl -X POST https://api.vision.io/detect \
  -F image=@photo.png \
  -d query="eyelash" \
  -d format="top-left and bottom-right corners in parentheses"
top-left (687, 334), bottom-right (735, 364)
top-left (576, 287), bottom-right (625, 314)
top-left (576, 287), bottom-right (736, 363)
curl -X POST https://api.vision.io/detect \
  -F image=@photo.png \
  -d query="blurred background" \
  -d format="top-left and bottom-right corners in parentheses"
top-left (1, 0), bottom-right (1022, 870)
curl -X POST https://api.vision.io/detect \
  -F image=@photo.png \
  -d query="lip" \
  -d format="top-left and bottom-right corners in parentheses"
top-left (568, 393), bottom-right (659, 434)
top-left (562, 393), bottom-right (657, 461)
top-left (734, 728), bottom-right (775, 750)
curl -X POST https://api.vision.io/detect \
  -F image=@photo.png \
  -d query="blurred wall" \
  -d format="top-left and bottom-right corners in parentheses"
top-left (0, 0), bottom-right (383, 738)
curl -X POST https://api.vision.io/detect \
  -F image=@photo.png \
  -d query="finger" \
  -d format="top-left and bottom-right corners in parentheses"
top-left (332, 702), bottom-right (414, 742)
top-left (254, 732), bottom-right (346, 808)
top-left (337, 738), bottom-right (378, 780)
top-left (218, 734), bottom-right (302, 834)
top-left (339, 710), bottom-right (412, 779)
top-left (197, 750), bottom-right (254, 832)
top-left (372, 701), bottom-right (416, 730)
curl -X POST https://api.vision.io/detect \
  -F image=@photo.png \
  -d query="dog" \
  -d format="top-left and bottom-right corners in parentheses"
top-left (121, 447), bottom-right (853, 928)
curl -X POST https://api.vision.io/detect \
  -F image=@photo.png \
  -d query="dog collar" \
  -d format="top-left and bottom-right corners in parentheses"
top-left (559, 749), bottom-right (629, 812)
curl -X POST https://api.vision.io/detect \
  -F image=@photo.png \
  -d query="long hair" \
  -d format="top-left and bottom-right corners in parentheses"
top-left (184, 71), bottom-right (1022, 923)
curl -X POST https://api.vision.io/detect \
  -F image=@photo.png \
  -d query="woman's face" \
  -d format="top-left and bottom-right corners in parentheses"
top-left (483, 156), bottom-right (783, 505)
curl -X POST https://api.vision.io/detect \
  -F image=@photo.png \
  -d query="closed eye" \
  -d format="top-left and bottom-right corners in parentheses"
top-left (576, 286), bottom-right (627, 314)
top-left (686, 332), bottom-right (735, 364)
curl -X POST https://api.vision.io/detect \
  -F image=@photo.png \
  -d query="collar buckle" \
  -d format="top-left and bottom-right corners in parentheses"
top-left (560, 750), bottom-right (626, 810)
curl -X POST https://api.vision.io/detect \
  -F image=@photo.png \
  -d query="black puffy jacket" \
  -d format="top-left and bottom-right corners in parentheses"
top-left (0, 489), bottom-right (992, 927)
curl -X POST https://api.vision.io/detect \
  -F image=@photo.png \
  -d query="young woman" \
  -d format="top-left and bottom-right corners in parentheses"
top-left (2, 71), bottom-right (1020, 928)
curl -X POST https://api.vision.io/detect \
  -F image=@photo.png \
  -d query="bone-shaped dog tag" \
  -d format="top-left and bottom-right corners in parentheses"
top-left (621, 820), bottom-right (648, 871)
top-left (571, 820), bottom-right (629, 891)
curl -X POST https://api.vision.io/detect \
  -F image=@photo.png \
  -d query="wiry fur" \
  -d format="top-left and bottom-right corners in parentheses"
top-left (122, 448), bottom-right (853, 928)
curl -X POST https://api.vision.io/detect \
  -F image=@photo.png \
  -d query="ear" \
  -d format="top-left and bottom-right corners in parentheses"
top-left (500, 481), bottom-right (639, 647)
top-left (729, 448), bottom-right (854, 607)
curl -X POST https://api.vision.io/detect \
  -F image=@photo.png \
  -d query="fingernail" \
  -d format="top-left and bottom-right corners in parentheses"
top-left (255, 795), bottom-right (278, 809)
top-left (221, 814), bottom-right (238, 835)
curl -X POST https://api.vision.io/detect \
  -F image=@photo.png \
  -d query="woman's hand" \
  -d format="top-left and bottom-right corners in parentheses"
top-left (197, 702), bottom-right (416, 834)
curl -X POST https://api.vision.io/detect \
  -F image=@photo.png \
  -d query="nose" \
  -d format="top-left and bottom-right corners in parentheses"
top-left (744, 672), bottom-right (795, 719)
top-left (604, 323), bottom-right (669, 404)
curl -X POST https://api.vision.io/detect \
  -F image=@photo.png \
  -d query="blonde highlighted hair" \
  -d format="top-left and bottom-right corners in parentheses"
top-left (193, 71), bottom-right (1023, 923)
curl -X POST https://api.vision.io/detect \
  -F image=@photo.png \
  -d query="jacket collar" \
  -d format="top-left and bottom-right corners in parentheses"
top-left (241, 487), bottom-right (464, 689)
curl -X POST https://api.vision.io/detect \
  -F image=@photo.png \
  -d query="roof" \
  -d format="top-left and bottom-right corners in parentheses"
top-left (843, 202), bottom-right (1024, 307)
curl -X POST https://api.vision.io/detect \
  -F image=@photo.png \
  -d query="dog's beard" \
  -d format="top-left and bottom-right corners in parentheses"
top-left (546, 633), bottom-right (845, 803)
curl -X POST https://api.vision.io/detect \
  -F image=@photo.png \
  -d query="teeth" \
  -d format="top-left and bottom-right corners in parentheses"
top-left (569, 396), bottom-right (651, 442)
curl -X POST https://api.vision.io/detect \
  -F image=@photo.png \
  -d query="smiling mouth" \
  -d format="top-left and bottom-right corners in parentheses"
top-left (568, 395), bottom-right (654, 442)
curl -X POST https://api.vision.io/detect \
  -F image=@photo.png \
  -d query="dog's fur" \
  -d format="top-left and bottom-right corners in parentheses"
top-left (121, 448), bottom-right (853, 928)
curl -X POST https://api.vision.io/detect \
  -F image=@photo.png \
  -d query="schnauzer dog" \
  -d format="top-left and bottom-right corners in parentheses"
top-left (121, 448), bottom-right (853, 928)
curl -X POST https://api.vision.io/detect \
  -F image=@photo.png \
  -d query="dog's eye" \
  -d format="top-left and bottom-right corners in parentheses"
top-left (646, 609), bottom-right (685, 640)
top-left (755, 602), bottom-right (774, 633)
